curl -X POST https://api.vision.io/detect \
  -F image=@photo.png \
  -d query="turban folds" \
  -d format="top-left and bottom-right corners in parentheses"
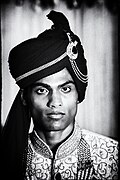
top-left (2, 10), bottom-right (88, 179)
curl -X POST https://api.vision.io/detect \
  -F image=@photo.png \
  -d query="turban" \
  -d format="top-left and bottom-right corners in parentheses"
top-left (8, 10), bottom-right (88, 103)
top-left (2, 11), bottom-right (88, 179)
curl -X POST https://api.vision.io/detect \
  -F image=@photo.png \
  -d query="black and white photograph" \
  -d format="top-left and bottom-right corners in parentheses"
top-left (1, 0), bottom-right (119, 179)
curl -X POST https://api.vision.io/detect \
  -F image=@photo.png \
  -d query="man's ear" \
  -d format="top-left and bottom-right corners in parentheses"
top-left (20, 89), bottom-right (27, 106)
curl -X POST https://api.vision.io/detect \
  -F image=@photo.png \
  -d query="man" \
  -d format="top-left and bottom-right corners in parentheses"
top-left (1, 11), bottom-right (118, 180)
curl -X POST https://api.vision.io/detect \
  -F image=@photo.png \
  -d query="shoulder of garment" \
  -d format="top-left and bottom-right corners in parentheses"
top-left (81, 129), bottom-right (119, 180)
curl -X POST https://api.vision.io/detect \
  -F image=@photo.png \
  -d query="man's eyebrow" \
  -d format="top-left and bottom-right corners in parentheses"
top-left (31, 82), bottom-right (51, 89)
top-left (59, 80), bottom-right (75, 87)
top-left (31, 80), bottom-right (75, 89)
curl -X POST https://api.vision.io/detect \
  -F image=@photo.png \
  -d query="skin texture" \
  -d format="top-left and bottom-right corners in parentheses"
top-left (22, 68), bottom-right (78, 149)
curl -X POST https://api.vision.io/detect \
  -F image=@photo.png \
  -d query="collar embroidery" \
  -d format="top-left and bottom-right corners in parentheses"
top-left (29, 122), bottom-right (82, 159)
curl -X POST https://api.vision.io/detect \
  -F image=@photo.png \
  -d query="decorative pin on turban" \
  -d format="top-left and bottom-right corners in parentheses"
top-left (2, 10), bottom-right (88, 179)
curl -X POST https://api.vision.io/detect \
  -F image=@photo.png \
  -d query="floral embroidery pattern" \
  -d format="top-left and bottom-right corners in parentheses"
top-left (82, 130), bottom-right (118, 180)
top-left (24, 125), bottom-right (118, 180)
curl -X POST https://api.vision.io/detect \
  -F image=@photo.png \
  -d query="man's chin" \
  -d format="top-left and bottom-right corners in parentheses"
top-left (42, 121), bottom-right (68, 132)
top-left (47, 124), bottom-right (65, 131)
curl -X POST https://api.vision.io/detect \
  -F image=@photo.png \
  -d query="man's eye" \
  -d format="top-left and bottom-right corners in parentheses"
top-left (36, 87), bottom-right (48, 95)
top-left (61, 86), bottom-right (71, 93)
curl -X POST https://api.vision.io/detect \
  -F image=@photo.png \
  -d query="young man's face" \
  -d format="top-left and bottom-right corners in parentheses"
top-left (26, 68), bottom-right (78, 132)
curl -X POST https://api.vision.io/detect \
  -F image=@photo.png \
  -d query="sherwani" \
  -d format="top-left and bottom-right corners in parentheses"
top-left (25, 123), bottom-right (118, 180)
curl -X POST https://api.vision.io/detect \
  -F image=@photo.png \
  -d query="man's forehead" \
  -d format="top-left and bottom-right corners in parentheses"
top-left (34, 68), bottom-right (74, 85)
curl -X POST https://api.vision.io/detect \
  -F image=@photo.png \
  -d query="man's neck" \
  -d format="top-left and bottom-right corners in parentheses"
top-left (34, 123), bottom-right (74, 150)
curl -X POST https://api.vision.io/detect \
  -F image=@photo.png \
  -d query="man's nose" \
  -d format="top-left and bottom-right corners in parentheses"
top-left (47, 91), bottom-right (62, 108)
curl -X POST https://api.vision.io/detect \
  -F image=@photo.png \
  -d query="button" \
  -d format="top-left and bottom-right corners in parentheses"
top-left (55, 172), bottom-right (61, 180)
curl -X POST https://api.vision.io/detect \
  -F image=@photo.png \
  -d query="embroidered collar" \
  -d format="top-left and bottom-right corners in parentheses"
top-left (29, 122), bottom-right (82, 159)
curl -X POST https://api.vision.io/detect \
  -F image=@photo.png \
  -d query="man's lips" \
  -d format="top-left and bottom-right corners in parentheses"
top-left (47, 112), bottom-right (65, 120)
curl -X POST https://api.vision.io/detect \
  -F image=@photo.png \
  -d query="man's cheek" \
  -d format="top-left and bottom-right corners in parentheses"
top-left (31, 108), bottom-right (43, 120)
